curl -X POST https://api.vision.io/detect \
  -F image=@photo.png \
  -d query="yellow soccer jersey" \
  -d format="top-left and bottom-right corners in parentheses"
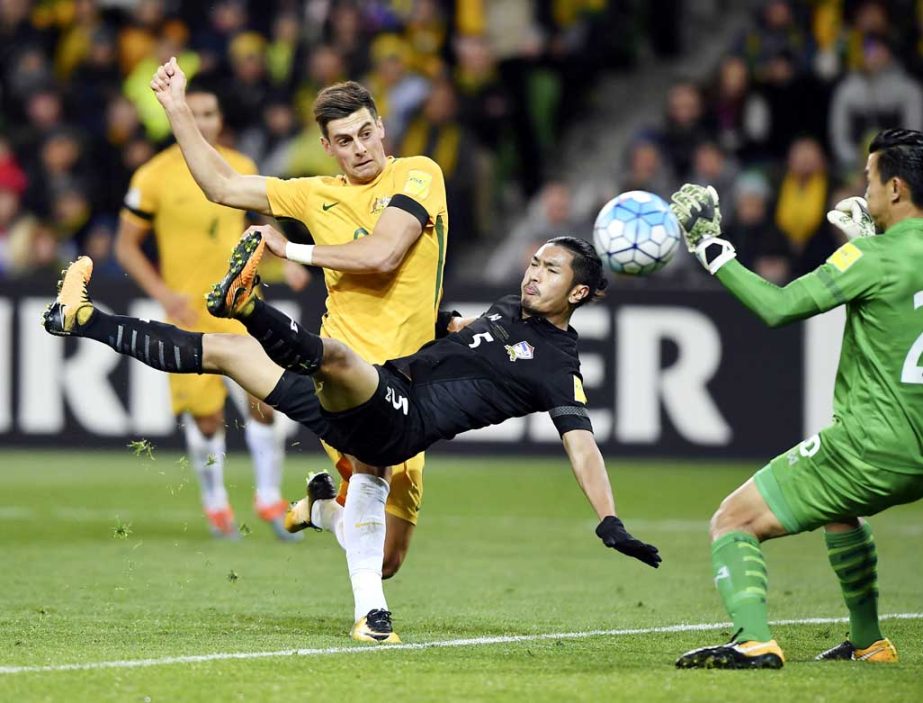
top-left (265, 155), bottom-right (448, 362)
top-left (121, 144), bottom-right (258, 332)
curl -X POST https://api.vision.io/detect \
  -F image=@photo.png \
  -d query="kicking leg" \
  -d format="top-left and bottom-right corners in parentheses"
top-left (676, 477), bottom-right (787, 670)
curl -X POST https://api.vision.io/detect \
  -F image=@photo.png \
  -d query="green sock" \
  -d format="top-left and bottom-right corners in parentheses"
top-left (825, 522), bottom-right (882, 649)
top-left (711, 531), bottom-right (772, 642)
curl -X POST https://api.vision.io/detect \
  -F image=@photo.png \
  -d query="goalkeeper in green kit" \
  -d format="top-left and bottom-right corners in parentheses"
top-left (670, 129), bottom-right (923, 670)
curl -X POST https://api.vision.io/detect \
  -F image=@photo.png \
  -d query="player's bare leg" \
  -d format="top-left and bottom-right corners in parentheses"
top-left (676, 479), bottom-right (787, 669)
top-left (816, 518), bottom-right (897, 662)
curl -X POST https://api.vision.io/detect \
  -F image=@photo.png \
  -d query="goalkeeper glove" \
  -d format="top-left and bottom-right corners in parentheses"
top-left (826, 196), bottom-right (876, 240)
top-left (595, 516), bottom-right (662, 568)
top-left (669, 183), bottom-right (737, 275)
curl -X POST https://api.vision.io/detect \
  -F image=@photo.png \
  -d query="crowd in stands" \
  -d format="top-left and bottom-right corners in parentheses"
top-left (0, 0), bottom-right (640, 282)
top-left (3, 0), bottom-right (920, 289)
top-left (629, 0), bottom-right (922, 283)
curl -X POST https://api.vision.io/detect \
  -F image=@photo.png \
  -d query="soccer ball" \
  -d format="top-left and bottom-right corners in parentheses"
top-left (593, 190), bottom-right (681, 275)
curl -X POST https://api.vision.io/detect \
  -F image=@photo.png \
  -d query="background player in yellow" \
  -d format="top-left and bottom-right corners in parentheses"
top-left (116, 80), bottom-right (306, 541)
top-left (150, 57), bottom-right (448, 638)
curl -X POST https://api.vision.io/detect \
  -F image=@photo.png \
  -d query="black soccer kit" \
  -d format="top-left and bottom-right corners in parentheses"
top-left (267, 295), bottom-right (593, 466)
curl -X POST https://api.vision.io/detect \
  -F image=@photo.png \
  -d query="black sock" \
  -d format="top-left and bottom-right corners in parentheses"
top-left (241, 299), bottom-right (324, 375)
top-left (80, 310), bottom-right (203, 373)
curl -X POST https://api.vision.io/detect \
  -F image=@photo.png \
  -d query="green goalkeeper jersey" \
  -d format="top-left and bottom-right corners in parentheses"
top-left (716, 217), bottom-right (923, 473)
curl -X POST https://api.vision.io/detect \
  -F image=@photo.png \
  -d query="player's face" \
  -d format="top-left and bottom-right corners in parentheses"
top-left (520, 244), bottom-right (589, 321)
top-left (864, 152), bottom-right (888, 229)
top-left (187, 92), bottom-right (223, 145)
top-left (322, 108), bottom-right (388, 184)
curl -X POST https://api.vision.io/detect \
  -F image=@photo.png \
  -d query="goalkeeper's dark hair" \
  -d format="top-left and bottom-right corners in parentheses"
top-left (869, 128), bottom-right (923, 207)
top-left (545, 236), bottom-right (608, 308)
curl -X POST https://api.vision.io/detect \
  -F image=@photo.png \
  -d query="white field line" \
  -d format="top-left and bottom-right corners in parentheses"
top-left (2, 612), bottom-right (921, 676)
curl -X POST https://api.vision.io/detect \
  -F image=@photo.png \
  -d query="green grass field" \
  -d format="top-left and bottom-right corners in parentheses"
top-left (1, 449), bottom-right (921, 702)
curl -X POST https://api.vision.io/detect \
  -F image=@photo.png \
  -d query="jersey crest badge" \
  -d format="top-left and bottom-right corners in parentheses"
top-left (827, 242), bottom-right (863, 272)
top-left (403, 170), bottom-right (432, 199)
top-left (505, 341), bottom-right (534, 361)
top-left (370, 196), bottom-right (391, 214)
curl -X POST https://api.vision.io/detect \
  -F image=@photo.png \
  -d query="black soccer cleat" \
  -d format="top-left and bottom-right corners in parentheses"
top-left (351, 608), bottom-right (401, 644)
top-left (206, 231), bottom-right (265, 318)
top-left (283, 471), bottom-right (337, 533)
top-left (816, 639), bottom-right (855, 661)
top-left (676, 637), bottom-right (785, 670)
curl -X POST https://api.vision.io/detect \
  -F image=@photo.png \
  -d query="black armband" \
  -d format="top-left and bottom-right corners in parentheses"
top-left (388, 193), bottom-right (430, 229)
top-left (435, 309), bottom-right (461, 338)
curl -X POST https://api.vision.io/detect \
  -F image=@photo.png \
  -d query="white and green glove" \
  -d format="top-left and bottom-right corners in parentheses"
top-left (826, 196), bottom-right (876, 240)
top-left (669, 183), bottom-right (736, 275)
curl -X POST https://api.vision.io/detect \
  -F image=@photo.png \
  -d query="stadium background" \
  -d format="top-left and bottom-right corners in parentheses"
top-left (2, 0), bottom-right (913, 457)
top-left (3, 2), bottom-right (923, 700)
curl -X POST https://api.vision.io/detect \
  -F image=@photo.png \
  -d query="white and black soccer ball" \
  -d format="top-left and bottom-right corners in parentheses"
top-left (593, 190), bottom-right (681, 275)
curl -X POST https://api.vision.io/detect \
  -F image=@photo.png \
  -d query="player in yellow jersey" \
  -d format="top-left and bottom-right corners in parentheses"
top-left (151, 57), bottom-right (448, 640)
top-left (116, 80), bottom-right (305, 541)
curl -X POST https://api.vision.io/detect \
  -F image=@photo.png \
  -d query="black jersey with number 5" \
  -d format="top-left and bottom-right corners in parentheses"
top-left (386, 295), bottom-right (593, 447)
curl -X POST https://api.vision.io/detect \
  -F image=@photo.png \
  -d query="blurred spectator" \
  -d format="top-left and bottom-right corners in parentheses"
top-left (193, 0), bottom-right (248, 75)
top-left (117, 0), bottom-right (166, 76)
top-left (484, 181), bottom-right (588, 283)
top-left (124, 24), bottom-right (200, 142)
top-left (754, 48), bottom-right (828, 160)
top-left (26, 128), bottom-right (93, 217)
top-left (70, 26), bottom-right (122, 137)
top-left (266, 11), bottom-right (303, 92)
top-left (81, 215), bottom-right (122, 278)
top-left (453, 34), bottom-right (512, 154)
top-left (294, 43), bottom-right (347, 126)
top-left (365, 34), bottom-right (430, 149)
top-left (774, 137), bottom-right (833, 272)
top-left (618, 138), bottom-right (675, 199)
top-left (710, 55), bottom-right (769, 158)
top-left (399, 77), bottom-right (479, 247)
top-left (829, 33), bottom-right (923, 172)
top-left (655, 81), bottom-right (714, 180)
top-left (404, 0), bottom-right (447, 79)
top-left (53, 0), bottom-right (103, 80)
top-left (3, 45), bottom-right (55, 118)
top-left (0, 146), bottom-right (30, 275)
top-left (221, 31), bottom-right (271, 133)
top-left (736, 0), bottom-right (813, 80)
top-left (93, 96), bottom-right (150, 213)
top-left (9, 86), bottom-right (66, 170)
top-left (238, 96), bottom-right (300, 176)
top-left (690, 141), bottom-right (739, 222)
top-left (0, 0), bottom-right (49, 107)
top-left (325, 2), bottom-right (371, 79)
top-left (722, 171), bottom-right (792, 284)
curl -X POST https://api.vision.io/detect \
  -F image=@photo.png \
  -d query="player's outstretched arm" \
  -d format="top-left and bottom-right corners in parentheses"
top-left (150, 57), bottom-right (271, 214)
top-left (284, 206), bottom-right (424, 274)
top-left (562, 430), bottom-right (661, 568)
top-left (670, 183), bottom-right (873, 327)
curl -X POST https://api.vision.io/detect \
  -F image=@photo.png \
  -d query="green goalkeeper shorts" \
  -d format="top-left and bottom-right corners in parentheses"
top-left (754, 422), bottom-right (923, 534)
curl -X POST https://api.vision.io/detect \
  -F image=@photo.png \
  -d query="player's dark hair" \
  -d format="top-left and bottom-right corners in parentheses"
top-left (186, 75), bottom-right (223, 112)
top-left (869, 128), bottom-right (923, 207)
top-left (313, 81), bottom-right (379, 138)
top-left (545, 236), bottom-right (608, 308)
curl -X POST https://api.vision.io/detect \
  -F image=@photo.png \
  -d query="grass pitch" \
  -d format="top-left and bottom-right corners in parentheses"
top-left (1, 449), bottom-right (921, 702)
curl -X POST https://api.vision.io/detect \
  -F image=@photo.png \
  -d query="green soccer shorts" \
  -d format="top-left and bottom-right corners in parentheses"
top-left (754, 423), bottom-right (923, 534)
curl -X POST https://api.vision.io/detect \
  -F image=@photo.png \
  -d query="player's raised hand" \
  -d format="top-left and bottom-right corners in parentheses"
top-left (150, 56), bottom-right (187, 112)
top-left (826, 196), bottom-right (876, 241)
top-left (595, 516), bottom-right (662, 568)
top-left (669, 183), bottom-right (722, 252)
top-left (243, 224), bottom-right (289, 259)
